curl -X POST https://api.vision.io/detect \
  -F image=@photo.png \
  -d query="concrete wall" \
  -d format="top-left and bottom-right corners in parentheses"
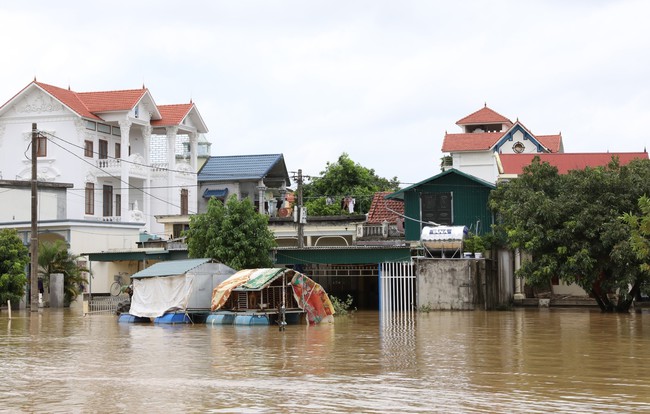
top-left (417, 259), bottom-right (477, 310)
top-left (417, 258), bottom-right (508, 310)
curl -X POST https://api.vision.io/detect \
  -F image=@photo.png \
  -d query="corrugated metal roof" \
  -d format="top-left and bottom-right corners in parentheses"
top-left (197, 154), bottom-right (289, 183)
top-left (131, 258), bottom-right (212, 279)
top-left (386, 168), bottom-right (495, 200)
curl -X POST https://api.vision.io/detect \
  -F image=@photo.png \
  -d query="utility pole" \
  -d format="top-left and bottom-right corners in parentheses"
top-left (296, 169), bottom-right (304, 248)
top-left (30, 123), bottom-right (39, 312)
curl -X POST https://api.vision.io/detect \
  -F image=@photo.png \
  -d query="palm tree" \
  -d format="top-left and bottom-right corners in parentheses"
top-left (38, 240), bottom-right (90, 306)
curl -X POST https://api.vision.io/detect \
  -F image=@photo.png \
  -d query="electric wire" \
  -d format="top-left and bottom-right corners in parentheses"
top-left (45, 136), bottom-right (198, 215)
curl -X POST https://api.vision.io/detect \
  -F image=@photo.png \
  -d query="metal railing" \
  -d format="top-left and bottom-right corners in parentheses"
top-left (86, 295), bottom-right (128, 315)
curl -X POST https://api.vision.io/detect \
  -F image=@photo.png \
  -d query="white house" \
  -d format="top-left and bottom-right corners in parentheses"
top-left (0, 80), bottom-right (209, 302)
top-left (441, 105), bottom-right (564, 183)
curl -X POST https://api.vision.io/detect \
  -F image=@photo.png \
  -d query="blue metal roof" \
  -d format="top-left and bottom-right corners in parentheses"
top-left (197, 154), bottom-right (290, 184)
top-left (131, 258), bottom-right (212, 279)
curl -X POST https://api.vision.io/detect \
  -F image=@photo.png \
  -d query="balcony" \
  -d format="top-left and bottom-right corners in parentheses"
top-left (355, 221), bottom-right (405, 246)
top-left (88, 207), bottom-right (145, 224)
top-left (95, 154), bottom-right (149, 179)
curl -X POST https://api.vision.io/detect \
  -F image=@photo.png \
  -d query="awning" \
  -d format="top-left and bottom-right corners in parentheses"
top-left (203, 188), bottom-right (229, 199)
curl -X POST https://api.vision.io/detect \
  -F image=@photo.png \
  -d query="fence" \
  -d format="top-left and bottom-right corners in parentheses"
top-left (85, 295), bottom-right (128, 315)
top-left (379, 261), bottom-right (416, 317)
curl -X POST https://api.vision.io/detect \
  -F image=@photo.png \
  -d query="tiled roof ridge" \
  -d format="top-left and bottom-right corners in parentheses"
top-left (77, 87), bottom-right (148, 95)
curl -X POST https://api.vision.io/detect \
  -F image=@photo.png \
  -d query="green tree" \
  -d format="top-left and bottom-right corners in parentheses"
top-left (303, 153), bottom-right (400, 215)
top-left (622, 195), bottom-right (650, 276)
top-left (0, 229), bottom-right (29, 305)
top-left (38, 240), bottom-right (89, 306)
top-left (186, 196), bottom-right (277, 270)
top-left (489, 157), bottom-right (650, 312)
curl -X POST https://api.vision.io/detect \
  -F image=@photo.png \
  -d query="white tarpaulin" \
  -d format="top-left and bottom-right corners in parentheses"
top-left (129, 274), bottom-right (194, 318)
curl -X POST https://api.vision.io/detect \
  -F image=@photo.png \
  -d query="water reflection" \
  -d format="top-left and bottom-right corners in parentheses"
top-left (1, 309), bottom-right (650, 412)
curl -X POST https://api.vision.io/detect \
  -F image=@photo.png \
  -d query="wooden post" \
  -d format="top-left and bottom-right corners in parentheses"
top-left (7, 300), bottom-right (11, 320)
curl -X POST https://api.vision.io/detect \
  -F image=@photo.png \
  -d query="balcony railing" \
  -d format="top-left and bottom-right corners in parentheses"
top-left (356, 222), bottom-right (405, 239)
top-left (95, 154), bottom-right (149, 179)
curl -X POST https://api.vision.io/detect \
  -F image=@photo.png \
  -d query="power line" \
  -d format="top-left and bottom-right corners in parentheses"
top-left (45, 137), bottom-right (197, 215)
top-left (40, 130), bottom-right (198, 176)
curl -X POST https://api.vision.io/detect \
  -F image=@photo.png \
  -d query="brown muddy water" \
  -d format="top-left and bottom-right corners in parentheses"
top-left (1, 308), bottom-right (649, 413)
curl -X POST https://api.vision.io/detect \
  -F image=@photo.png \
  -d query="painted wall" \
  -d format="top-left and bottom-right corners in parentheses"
top-left (452, 152), bottom-right (498, 183)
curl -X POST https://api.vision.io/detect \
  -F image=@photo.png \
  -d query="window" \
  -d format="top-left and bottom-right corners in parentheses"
top-left (85, 183), bottom-right (94, 215)
top-left (421, 192), bottom-right (452, 228)
top-left (98, 139), bottom-right (108, 159)
top-left (112, 126), bottom-right (121, 136)
top-left (36, 135), bottom-right (47, 157)
top-left (97, 123), bottom-right (111, 134)
top-left (180, 189), bottom-right (189, 215)
top-left (115, 143), bottom-right (121, 159)
top-left (85, 120), bottom-right (96, 130)
top-left (115, 194), bottom-right (121, 217)
top-left (103, 185), bottom-right (113, 217)
top-left (84, 140), bottom-right (94, 158)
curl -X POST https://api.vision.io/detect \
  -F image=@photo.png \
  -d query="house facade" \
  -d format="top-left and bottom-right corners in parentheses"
top-left (0, 80), bottom-right (209, 237)
top-left (441, 105), bottom-right (563, 183)
top-left (0, 80), bottom-right (209, 302)
top-left (197, 154), bottom-right (291, 215)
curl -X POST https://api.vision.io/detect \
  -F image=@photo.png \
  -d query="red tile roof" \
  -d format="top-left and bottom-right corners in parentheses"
top-left (441, 132), bottom-right (503, 152)
top-left (77, 88), bottom-right (147, 113)
top-left (35, 82), bottom-right (100, 120)
top-left (456, 105), bottom-right (513, 126)
top-left (1, 81), bottom-right (192, 127)
top-left (367, 192), bottom-right (404, 224)
top-left (498, 152), bottom-right (649, 175)
top-left (152, 104), bottom-right (193, 127)
top-left (536, 134), bottom-right (563, 153)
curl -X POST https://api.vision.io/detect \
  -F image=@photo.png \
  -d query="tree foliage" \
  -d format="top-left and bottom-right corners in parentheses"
top-left (489, 157), bottom-right (650, 312)
top-left (622, 195), bottom-right (650, 276)
top-left (302, 153), bottom-right (400, 215)
top-left (38, 240), bottom-right (89, 306)
top-left (0, 229), bottom-right (29, 305)
top-left (186, 196), bottom-right (277, 270)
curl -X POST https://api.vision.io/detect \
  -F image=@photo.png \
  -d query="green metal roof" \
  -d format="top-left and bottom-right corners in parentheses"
top-left (274, 247), bottom-right (411, 265)
top-left (386, 168), bottom-right (495, 200)
top-left (131, 258), bottom-right (212, 279)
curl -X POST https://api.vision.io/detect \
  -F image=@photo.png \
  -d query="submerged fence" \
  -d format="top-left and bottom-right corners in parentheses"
top-left (85, 295), bottom-right (128, 315)
top-left (379, 261), bottom-right (416, 319)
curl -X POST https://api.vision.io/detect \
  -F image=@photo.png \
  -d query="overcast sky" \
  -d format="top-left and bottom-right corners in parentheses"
top-left (1, 1), bottom-right (648, 186)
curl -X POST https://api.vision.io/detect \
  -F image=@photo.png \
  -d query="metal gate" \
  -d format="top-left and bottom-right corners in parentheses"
top-left (379, 261), bottom-right (416, 319)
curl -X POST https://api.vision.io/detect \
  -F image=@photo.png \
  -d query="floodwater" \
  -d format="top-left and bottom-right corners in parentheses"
top-left (1, 309), bottom-right (650, 413)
